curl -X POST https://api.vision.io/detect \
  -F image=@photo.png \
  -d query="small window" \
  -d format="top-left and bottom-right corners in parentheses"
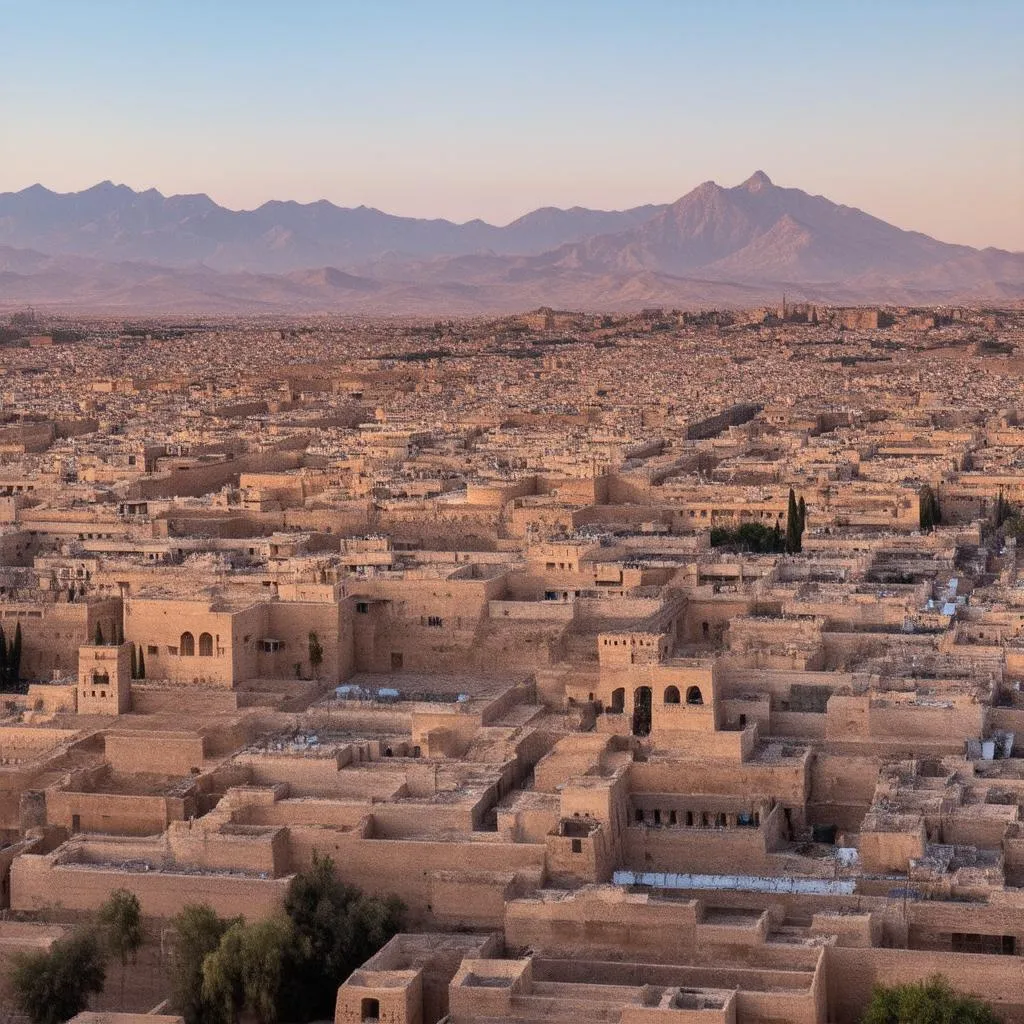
top-left (147, 645), bottom-right (158, 655)
top-left (634, 808), bottom-right (644, 823)
top-left (571, 838), bottom-right (582, 854)
top-left (356, 602), bottom-right (369, 614)
top-left (426, 616), bottom-right (443, 628)
top-left (361, 998), bottom-right (380, 1022)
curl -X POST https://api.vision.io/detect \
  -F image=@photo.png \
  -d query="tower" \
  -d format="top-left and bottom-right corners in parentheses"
top-left (77, 642), bottom-right (132, 715)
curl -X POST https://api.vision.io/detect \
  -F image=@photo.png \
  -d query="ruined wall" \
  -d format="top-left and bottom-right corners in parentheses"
top-left (10, 854), bottom-right (289, 918)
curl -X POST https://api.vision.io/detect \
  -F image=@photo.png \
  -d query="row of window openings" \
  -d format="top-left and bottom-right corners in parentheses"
top-left (605, 686), bottom-right (704, 711)
top-left (84, 670), bottom-right (109, 699)
top-left (151, 634), bottom-right (279, 656)
top-left (356, 603), bottom-right (444, 630)
top-left (675, 510), bottom-right (784, 520)
top-left (634, 808), bottom-right (761, 828)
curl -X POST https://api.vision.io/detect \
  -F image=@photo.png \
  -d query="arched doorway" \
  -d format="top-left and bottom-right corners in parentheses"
top-left (686, 685), bottom-right (704, 706)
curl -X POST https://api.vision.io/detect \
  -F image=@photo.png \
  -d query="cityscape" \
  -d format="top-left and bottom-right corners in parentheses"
top-left (1, 2), bottom-right (1023, 1023)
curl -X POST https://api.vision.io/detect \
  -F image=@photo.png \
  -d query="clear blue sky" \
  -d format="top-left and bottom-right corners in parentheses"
top-left (1, 0), bottom-right (1021, 248)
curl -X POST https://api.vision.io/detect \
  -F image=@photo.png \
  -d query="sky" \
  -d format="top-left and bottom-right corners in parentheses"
top-left (0, 0), bottom-right (1021, 250)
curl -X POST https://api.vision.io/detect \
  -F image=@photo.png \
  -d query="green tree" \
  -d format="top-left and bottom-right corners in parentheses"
top-left (11, 622), bottom-right (21, 685)
top-left (279, 852), bottom-right (405, 1021)
top-left (797, 495), bottom-right (807, 537)
top-left (98, 888), bottom-right (143, 1004)
top-left (9, 930), bottom-right (106, 1024)
top-left (785, 488), bottom-right (801, 554)
top-left (202, 916), bottom-right (297, 1024)
top-left (710, 523), bottom-right (785, 554)
top-left (307, 632), bottom-right (324, 679)
top-left (94, 621), bottom-right (104, 646)
top-left (862, 975), bottom-right (999, 1024)
top-left (919, 484), bottom-right (940, 532)
top-left (168, 903), bottom-right (234, 1024)
top-left (992, 489), bottom-right (1015, 531)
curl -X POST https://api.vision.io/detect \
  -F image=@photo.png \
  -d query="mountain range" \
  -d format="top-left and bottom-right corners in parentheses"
top-left (0, 172), bottom-right (1020, 313)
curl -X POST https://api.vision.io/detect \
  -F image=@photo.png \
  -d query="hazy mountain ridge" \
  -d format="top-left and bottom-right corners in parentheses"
top-left (0, 173), bottom-right (1020, 313)
top-left (0, 182), bottom-right (667, 272)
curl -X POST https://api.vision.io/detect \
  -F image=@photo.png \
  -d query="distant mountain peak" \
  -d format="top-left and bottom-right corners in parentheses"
top-left (0, 172), bottom-right (1018, 311)
top-left (740, 170), bottom-right (773, 192)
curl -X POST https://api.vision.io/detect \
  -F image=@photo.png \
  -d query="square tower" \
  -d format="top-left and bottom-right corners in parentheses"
top-left (335, 968), bottom-right (422, 1024)
top-left (77, 642), bottom-right (132, 715)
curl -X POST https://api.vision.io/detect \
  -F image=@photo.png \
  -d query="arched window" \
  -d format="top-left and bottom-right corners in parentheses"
top-left (92, 670), bottom-right (109, 687)
top-left (685, 685), bottom-right (704, 706)
top-left (664, 685), bottom-right (680, 704)
top-left (198, 632), bottom-right (213, 657)
top-left (179, 632), bottom-right (195, 656)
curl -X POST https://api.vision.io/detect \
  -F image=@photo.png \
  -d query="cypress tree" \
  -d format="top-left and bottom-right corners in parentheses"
top-left (137, 646), bottom-right (146, 680)
top-left (797, 496), bottom-right (807, 542)
top-left (919, 485), bottom-right (936, 531)
top-left (11, 623), bottom-right (21, 686)
top-left (130, 644), bottom-right (138, 680)
top-left (94, 622), bottom-right (104, 646)
top-left (785, 488), bottom-right (801, 554)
